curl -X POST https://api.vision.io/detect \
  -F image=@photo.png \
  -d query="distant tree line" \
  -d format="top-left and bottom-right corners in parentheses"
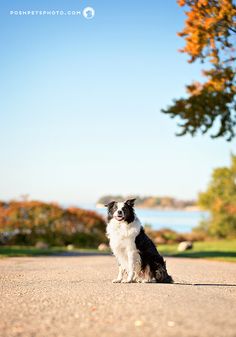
top-left (97, 196), bottom-right (196, 209)
top-left (0, 200), bottom-right (106, 247)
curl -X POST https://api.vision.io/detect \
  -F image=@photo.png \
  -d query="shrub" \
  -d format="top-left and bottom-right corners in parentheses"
top-left (0, 200), bottom-right (107, 248)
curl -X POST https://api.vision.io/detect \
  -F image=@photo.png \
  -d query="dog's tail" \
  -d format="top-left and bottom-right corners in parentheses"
top-left (163, 273), bottom-right (174, 284)
top-left (155, 261), bottom-right (174, 283)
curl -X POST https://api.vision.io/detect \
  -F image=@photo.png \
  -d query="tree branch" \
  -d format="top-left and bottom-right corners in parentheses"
top-left (228, 26), bottom-right (236, 33)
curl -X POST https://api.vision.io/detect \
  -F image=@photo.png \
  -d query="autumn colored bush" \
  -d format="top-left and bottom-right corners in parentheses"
top-left (143, 225), bottom-right (206, 244)
top-left (0, 200), bottom-right (107, 247)
top-left (153, 228), bottom-right (185, 244)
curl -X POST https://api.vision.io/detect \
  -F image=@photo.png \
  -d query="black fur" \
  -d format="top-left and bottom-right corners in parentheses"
top-left (105, 201), bottom-right (117, 221)
top-left (135, 227), bottom-right (173, 283)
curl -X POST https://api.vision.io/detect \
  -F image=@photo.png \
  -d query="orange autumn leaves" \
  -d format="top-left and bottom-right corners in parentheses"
top-left (162, 0), bottom-right (236, 141)
top-left (178, 0), bottom-right (236, 64)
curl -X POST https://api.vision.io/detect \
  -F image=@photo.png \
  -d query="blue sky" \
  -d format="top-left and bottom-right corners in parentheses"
top-left (0, 0), bottom-right (235, 205)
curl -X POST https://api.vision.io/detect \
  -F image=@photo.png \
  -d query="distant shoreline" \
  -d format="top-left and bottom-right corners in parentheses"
top-left (96, 203), bottom-right (201, 212)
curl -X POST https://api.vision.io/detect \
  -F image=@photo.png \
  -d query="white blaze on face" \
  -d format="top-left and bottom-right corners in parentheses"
top-left (113, 202), bottom-right (125, 219)
top-left (117, 202), bottom-right (124, 210)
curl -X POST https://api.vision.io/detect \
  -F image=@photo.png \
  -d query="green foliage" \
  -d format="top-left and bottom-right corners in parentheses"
top-left (162, 67), bottom-right (236, 141)
top-left (197, 155), bottom-right (236, 237)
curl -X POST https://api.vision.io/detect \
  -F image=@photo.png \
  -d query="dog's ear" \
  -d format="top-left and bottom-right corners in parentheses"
top-left (104, 200), bottom-right (116, 208)
top-left (125, 199), bottom-right (136, 207)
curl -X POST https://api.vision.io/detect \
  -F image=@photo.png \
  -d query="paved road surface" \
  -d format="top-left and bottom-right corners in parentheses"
top-left (1, 255), bottom-right (236, 337)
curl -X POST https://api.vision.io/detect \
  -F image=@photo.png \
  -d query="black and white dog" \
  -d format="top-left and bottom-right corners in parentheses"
top-left (105, 199), bottom-right (173, 283)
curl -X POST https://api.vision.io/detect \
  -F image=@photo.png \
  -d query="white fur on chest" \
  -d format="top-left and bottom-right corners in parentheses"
top-left (106, 217), bottom-right (141, 272)
top-left (106, 217), bottom-right (141, 248)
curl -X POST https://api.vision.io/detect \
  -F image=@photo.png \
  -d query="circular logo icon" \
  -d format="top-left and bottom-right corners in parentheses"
top-left (82, 7), bottom-right (95, 20)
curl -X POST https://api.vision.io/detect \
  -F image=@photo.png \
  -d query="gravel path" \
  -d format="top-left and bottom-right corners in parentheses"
top-left (1, 255), bottom-right (236, 337)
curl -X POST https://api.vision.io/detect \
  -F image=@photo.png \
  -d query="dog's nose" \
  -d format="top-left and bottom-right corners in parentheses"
top-left (117, 210), bottom-right (122, 215)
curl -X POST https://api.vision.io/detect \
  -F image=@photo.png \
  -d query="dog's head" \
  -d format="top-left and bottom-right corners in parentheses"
top-left (105, 199), bottom-right (136, 223)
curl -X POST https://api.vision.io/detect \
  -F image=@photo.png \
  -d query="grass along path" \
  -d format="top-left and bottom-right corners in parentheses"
top-left (158, 240), bottom-right (236, 262)
top-left (0, 240), bottom-right (236, 262)
top-left (0, 246), bottom-right (103, 257)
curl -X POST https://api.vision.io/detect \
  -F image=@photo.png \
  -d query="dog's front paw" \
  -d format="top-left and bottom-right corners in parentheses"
top-left (121, 279), bottom-right (133, 283)
top-left (134, 278), bottom-right (142, 283)
top-left (112, 279), bottom-right (122, 283)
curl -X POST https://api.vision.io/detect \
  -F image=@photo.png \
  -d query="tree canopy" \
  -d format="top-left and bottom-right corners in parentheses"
top-left (162, 0), bottom-right (236, 141)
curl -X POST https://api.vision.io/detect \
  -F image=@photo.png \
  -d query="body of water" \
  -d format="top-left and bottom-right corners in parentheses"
top-left (79, 203), bottom-right (209, 233)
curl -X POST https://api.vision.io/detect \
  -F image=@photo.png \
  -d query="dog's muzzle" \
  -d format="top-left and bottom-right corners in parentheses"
top-left (115, 215), bottom-right (124, 221)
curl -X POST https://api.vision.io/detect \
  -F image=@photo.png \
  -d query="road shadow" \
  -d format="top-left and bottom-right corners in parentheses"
top-left (54, 251), bottom-right (111, 257)
top-left (173, 282), bottom-right (236, 287)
